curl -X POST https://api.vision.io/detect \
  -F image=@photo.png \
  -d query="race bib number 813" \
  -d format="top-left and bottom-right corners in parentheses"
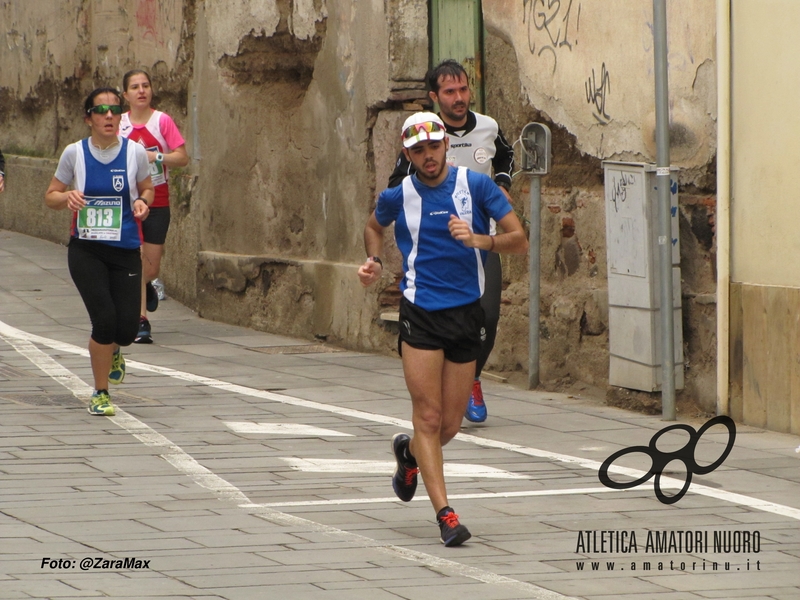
top-left (78, 196), bottom-right (123, 241)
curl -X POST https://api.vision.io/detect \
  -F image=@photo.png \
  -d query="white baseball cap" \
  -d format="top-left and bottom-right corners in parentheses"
top-left (401, 112), bottom-right (446, 148)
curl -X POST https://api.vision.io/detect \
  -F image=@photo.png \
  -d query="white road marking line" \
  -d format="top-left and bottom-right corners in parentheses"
top-left (2, 319), bottom-right (800, 522)
top-left (280, 457), bottom-right (530, 479)
top-left (0, 326), bottom-right (576, 600)
top-left (251, 487), bottom-right (619, 508)
top-left (0, 332), bottom-right (93, 401)
top-left (226, 421), bottom-right (353, 437)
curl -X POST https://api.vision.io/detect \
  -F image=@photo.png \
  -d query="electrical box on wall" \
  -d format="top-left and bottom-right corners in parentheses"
top-left (603, 161), bottom-right (684, 392)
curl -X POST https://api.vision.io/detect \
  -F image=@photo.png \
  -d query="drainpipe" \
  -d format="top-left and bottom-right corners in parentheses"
top-left (653, 0), bottom-right (676, 421)
top-left (716, 0), bottom-right (732, 416)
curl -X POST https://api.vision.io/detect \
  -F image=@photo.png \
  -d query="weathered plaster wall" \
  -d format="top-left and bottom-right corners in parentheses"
top-left (0, 0), bottom-right (187, 155)
top-left (188, 0), bottom-right (409, 349)
top-left (0, 157), bottom-right (68, 246)
top-left (0, 2), bottom-right (86, 155)
top-left (485, 0), bottom-right (716, 182)
top-left (0, 0), bottom-right (198, 305)
top-left (483, 1), bottom-right (717, 410)
top-left (0, 0), bottom-right (719, 412)
top-left (0, 0), bottom-right (430, 354)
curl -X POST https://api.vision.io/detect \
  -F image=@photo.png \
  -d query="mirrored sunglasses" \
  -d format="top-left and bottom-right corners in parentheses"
top-left (402, 121), bottom-right (445, 141)
top-left (87, 104), bottom-right (123, 116)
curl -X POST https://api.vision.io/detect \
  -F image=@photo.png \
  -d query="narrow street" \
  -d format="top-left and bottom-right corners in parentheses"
top-left (1, 229), bottom-right (798, 600)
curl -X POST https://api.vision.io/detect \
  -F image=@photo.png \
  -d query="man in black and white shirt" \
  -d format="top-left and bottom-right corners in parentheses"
top-left (388, 59), bottom-right (515, 423)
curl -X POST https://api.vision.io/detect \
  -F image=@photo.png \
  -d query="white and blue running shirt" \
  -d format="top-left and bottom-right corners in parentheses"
top-left (54, 136), bottom-right (149, 250)
top-left (375, 166), bottom-right (513, 312)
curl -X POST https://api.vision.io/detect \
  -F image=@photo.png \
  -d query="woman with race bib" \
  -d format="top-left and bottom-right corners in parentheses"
top-left (45, 87), bottom-right (153, 416)
top-left (120, 69), bottom-right (189, 344)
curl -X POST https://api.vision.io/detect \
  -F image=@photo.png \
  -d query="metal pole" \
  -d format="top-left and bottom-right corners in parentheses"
top-left (528, 176), bottom-right (541, 389)
top-left (653, 0), bottom-right (676, 420)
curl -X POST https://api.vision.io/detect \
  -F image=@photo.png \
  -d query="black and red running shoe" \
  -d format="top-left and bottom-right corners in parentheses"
top-left (437, 506), bottom-right (471, 547)
top-left (391, 433), bottom-right (418, 502)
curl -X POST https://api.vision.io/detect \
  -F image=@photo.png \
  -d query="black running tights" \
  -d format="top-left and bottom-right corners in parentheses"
top-left (67, 238), bottom-right (142, 346)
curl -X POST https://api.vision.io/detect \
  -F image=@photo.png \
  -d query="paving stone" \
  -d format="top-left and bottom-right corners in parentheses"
top-left (1, 230), bottom-right (798, 599)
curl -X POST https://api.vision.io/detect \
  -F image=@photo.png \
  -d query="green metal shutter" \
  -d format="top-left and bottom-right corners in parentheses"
top-left (430, 0), bottom-right (484, 112)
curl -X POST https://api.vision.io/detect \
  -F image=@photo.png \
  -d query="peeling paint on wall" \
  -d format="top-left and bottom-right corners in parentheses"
top-left (214, 0), bottom-right (327, 90)
top-left (206, 0), bottom-right (281, 60)
top-left (485, 0), bottom-right (716, 173)
top-left (292, 0), bottom-right (328, 41)
top-left (207, 0), bottom-right (327, 61)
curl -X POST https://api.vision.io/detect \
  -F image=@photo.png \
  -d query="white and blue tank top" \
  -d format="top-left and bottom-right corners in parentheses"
top-left (375, 166), bottom-right (513, 311)
top-left (68, 138), bottom-right (142, 250)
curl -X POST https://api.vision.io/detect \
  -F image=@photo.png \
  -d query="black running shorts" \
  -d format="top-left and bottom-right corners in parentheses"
top-left (141, 206), bottom-right (171, 245)
top-left (397, 297), bottom-right (484, 364)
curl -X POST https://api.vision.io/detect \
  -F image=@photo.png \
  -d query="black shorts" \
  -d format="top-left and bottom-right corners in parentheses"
top-left (141, 206), bottom-right (170, 245)
top-left (398, 297), bottom-right (484, 363)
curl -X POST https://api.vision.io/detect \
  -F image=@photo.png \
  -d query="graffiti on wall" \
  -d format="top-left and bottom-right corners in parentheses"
top-left (522, 0), bottom-right (581, 73)
top-left (607, 171), bottom-right (634, 213)
top-left (585, 62), bottom-right (611, 124)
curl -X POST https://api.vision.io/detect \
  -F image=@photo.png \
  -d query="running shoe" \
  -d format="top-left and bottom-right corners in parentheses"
top-left (437, 506), bottom-right (471, 547)
top-left (145, 281), bottom-right (159, 312)
top-left (152, 278), bottom-right (167, 301)
top-left (391, 433), bottom-right (419, 502)
top-left (464, 379), bottom-right (487, 422)
top-left (134, 316), bottom-right (153, 344)
top-left (88, 390), bottom-right (115, 417)
top-left (108, 350), bottom-right (125, 384)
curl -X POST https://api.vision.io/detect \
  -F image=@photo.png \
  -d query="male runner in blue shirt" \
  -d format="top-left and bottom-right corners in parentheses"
top-left (389, 59), bottom-right (515, 423)
top-left (358, 112), bottom-right (528, 546)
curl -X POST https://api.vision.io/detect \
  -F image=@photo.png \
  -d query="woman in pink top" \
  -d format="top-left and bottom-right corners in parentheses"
top-left (120, 69), bottom-right (189, 343)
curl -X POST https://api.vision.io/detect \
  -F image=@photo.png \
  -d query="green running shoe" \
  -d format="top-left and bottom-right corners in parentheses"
top-left (88, 390), bottom-right (115, 416)
top-left (109, 350), bottom-right (125, 385)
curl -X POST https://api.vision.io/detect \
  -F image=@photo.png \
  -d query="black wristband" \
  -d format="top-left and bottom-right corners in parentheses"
top-left (370, 256), bottom-right (383, 267)
top-left (135, 197), bottom-right (149, 206)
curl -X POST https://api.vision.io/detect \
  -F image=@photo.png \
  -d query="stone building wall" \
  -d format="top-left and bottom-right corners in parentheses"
top-left (481, 0), bottom-right (717, 408)
top-left (0, 0), bottom-right (719, 410)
